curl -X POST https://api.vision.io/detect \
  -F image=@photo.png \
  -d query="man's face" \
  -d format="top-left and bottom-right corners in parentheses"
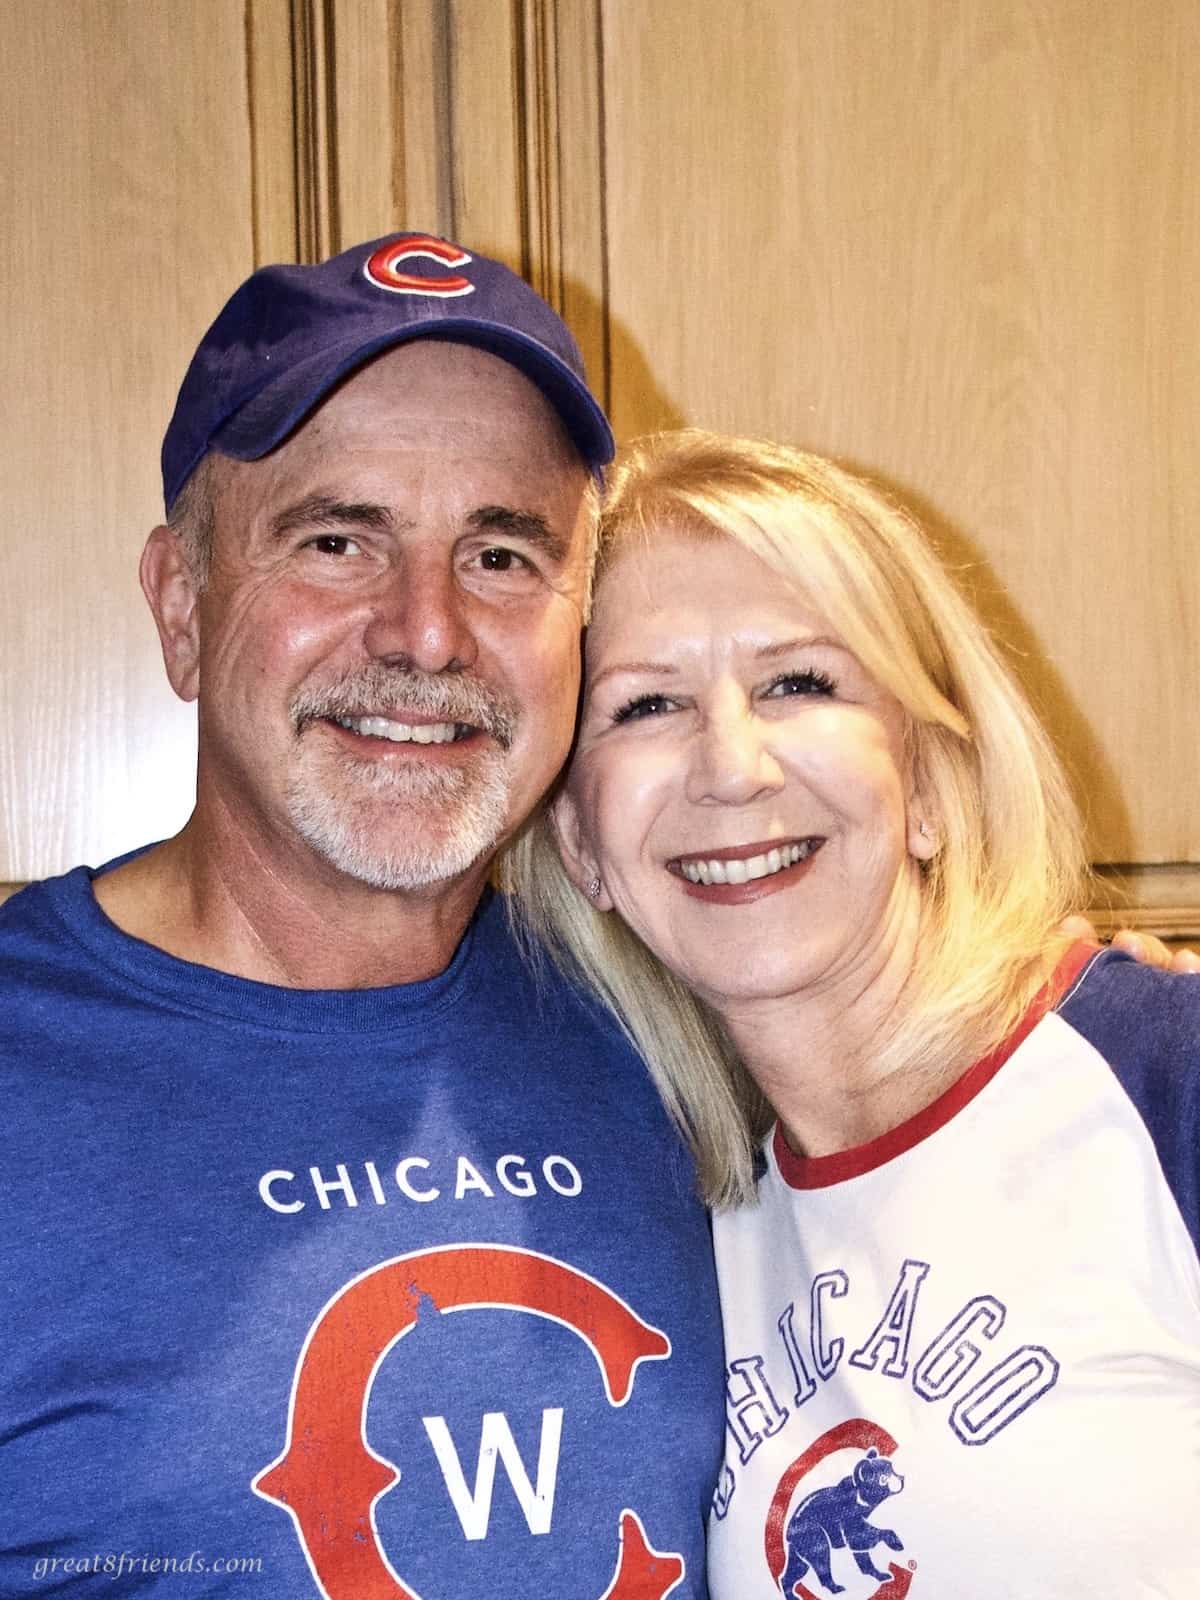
top-left (182, 342), bottom-right (593, 895)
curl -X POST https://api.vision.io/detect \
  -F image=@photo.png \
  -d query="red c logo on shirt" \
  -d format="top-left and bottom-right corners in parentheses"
top-left (363, 236), bottom-right (474, 296)
top-left (253, 1245), bottom-right (682, 1599)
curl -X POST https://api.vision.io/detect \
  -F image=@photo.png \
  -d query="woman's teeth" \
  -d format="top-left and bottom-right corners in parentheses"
top-left (678, 839), bottom-right (820, 886)
top-left (334, 715), bottom-right (463, 745)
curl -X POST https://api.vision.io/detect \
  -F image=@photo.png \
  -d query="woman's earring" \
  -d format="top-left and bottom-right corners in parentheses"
top-left (587, 876), bottom-right (603, 902)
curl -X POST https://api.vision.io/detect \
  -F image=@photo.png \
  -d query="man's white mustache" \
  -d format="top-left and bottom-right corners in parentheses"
top-left (291, 664), bottom-right (518, 750)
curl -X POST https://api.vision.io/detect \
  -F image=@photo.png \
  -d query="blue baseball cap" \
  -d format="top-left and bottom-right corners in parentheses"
top-left (161, 231), bottom-right (614, 512)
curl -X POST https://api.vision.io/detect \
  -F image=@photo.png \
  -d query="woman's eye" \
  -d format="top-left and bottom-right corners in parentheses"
top-left (306, 534), bottom-right (362, 557)
top-left (613, 693), bottom-right (676, 724)
top-left (763, 668), bottom-right (836, 699)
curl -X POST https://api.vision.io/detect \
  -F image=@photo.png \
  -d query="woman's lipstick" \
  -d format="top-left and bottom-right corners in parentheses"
top-left (666, 837), bottom-right (825, 903)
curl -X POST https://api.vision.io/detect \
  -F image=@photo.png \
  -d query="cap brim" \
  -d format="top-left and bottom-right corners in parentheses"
top-left (211, 320), bottom-right (614, 477)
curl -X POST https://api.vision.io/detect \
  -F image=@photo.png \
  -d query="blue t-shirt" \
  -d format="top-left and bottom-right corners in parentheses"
top-left (0, 865), bottom-right (724, 1598)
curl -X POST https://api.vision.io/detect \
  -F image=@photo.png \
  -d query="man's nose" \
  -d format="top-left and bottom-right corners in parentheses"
top-left (685, 697), bottom-right (785, 806)
top-left (362, 558), bottom-right (478, 674)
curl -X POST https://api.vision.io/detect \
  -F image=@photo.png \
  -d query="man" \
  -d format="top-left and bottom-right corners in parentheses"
top-left (0, 234), bottom-right (724, 1598)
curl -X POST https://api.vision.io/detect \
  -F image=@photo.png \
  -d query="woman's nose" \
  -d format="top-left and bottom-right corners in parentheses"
top-left (685, 697), bottom-right (785, 806)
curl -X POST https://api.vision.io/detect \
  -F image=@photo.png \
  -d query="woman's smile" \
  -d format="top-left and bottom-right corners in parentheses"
top-left (667, 835), bottom-right (825, 899)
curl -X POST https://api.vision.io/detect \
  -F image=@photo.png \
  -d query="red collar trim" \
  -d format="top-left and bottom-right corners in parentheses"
top-left (772, 941), bottom-right (1098, 1191)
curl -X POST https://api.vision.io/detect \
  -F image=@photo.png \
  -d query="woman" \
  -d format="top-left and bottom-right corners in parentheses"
top-left (501, 431), bottom-right (1200, 1597)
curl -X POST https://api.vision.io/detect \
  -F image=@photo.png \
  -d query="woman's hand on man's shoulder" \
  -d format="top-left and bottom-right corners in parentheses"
top-left (1059, 914), bottom-right (1200, 973)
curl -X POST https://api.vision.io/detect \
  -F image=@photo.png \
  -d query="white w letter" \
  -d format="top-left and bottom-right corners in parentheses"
top-left (422, 1409), bottom-right (564, 1539)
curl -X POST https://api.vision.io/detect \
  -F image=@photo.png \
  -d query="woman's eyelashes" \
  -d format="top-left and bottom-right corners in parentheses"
top-left (609, 667), bottom-right (837, 726)
top-left (761, 667), bottom-right (837, 700)
top-left (612, 692), bottom-right (678, 725)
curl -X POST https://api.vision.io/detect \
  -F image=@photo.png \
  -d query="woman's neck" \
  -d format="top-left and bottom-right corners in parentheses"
top-left (716, 878), bottom-right (945, 1158)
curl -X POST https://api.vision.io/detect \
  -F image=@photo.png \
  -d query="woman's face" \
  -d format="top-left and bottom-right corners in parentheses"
top-left (557, 528), bottom-right (934, 1013)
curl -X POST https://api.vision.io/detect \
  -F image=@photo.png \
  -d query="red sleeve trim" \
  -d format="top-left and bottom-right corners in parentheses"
top-left (773, 941), bottom-right (1099, 1190)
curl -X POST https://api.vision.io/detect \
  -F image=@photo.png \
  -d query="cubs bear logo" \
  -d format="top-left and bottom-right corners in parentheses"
top-left (765, 1420), bottom-right (911, 1599)
top-left (253, 1244), bottom-right (684, 1600)
top-left (363, 236), bottom-right (475, 296)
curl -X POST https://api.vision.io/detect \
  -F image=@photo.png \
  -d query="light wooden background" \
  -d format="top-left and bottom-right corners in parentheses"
top-left (2, 0), bottom-right (1197, 937)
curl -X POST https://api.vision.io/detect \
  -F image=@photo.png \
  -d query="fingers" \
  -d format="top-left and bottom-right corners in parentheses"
top-left (1056, 916), bottom-right (1200, 972)
top-left (1110, 929), bottom-right (1200, 973)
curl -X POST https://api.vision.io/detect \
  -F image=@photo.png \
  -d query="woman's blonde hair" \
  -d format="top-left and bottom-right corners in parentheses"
top-left (500, 430), bottom-right (1089, 1205)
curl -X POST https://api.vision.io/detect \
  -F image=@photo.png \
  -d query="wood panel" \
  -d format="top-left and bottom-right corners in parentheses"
top-left (247, 0), bottom-right (305, 261)
top-left (521, 0), bottom-right (609, 406)
top-left (330, 0), bottom-right (406, 244)
top-left (7, 0), bottom-right (1194, 938)
top-left (0, 0), bottom-right (262, 881)
top-left (326, 0), bottom-right (527, 261)
top-left (386, 0), bottom-right (608, 389)
top-left (598, 0), bottom-right (1200, 886)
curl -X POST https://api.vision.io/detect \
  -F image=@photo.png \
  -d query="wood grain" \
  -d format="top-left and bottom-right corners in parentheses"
top-left (444, 0), bottom-right (524, 267)
top-left (522, 0), bottom-right (609, 405)
top-left (330, 0), bottom-right (405, 245)
top-left (394, 0), bottom-right (451, 230)
top-left (290, 0), bottom-right (339, 259)
top-left (599, 0), bottom-right (1200, 867)
top-left (0, 1), bottom-right (258, 878)
top-left (247, 0), bottom-right (302, 263)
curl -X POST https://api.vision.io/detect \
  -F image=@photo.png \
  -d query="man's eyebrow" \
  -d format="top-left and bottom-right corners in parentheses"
top-left (467, 505), bottom-right (568, 563)
top-left (268, 495), bottom-right (397, 539)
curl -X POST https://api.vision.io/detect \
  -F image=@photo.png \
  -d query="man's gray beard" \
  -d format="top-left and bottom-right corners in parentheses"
top-left (286, 754), bottom-right (511, 890)
top-left (286, 664), bottom-right (518, 892)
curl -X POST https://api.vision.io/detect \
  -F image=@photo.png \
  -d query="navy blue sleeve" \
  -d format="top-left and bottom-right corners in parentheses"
top-left (1058, 948), bottom-right (1200, 1252)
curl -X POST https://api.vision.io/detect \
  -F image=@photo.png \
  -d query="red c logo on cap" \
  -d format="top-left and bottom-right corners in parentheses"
top-left (364, 235), bottom-right (475, 296)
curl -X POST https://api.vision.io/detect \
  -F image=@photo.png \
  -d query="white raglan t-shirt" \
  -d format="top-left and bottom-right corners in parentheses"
top-left (708, 946), bottom-right (1200, 1599)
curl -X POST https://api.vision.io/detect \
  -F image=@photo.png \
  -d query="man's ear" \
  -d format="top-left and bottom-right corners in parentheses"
top-left (549, 788), bottom-right (613, 911)
top-left (140, 526), bottom-right (202, 703)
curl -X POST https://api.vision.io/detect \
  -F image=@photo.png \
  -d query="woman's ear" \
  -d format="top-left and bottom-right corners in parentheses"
top-left (906, 806), bottom-right (939, 862)
top-left (549, 788), bottom-right (614, 911)
top-left (903, 739), bottom-right (941, 863)
top-left (140, 525), bottom-right (202, 703)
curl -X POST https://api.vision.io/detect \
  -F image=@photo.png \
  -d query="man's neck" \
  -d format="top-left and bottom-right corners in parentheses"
top-left (92, 819), bottom-right (490, 989)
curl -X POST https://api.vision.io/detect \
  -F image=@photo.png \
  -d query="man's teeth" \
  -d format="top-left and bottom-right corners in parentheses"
top-left (333, 715), bottom-right (463, 745)
top-left (678, 840), bottom-right (819, 886)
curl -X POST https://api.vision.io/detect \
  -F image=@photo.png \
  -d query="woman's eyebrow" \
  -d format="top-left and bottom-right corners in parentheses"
top-left (588, 660), bottom-right (681, 692)
top-left (588, 637), bottom-right (849, 691)
top-left (756, 635), bottom-right (846, 659)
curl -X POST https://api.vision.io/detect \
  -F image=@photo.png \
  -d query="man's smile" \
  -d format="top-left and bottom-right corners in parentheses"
top-left (291, 661), bottom-right (519, 754)
top-left (330, 713), bottom-right (477, 746)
